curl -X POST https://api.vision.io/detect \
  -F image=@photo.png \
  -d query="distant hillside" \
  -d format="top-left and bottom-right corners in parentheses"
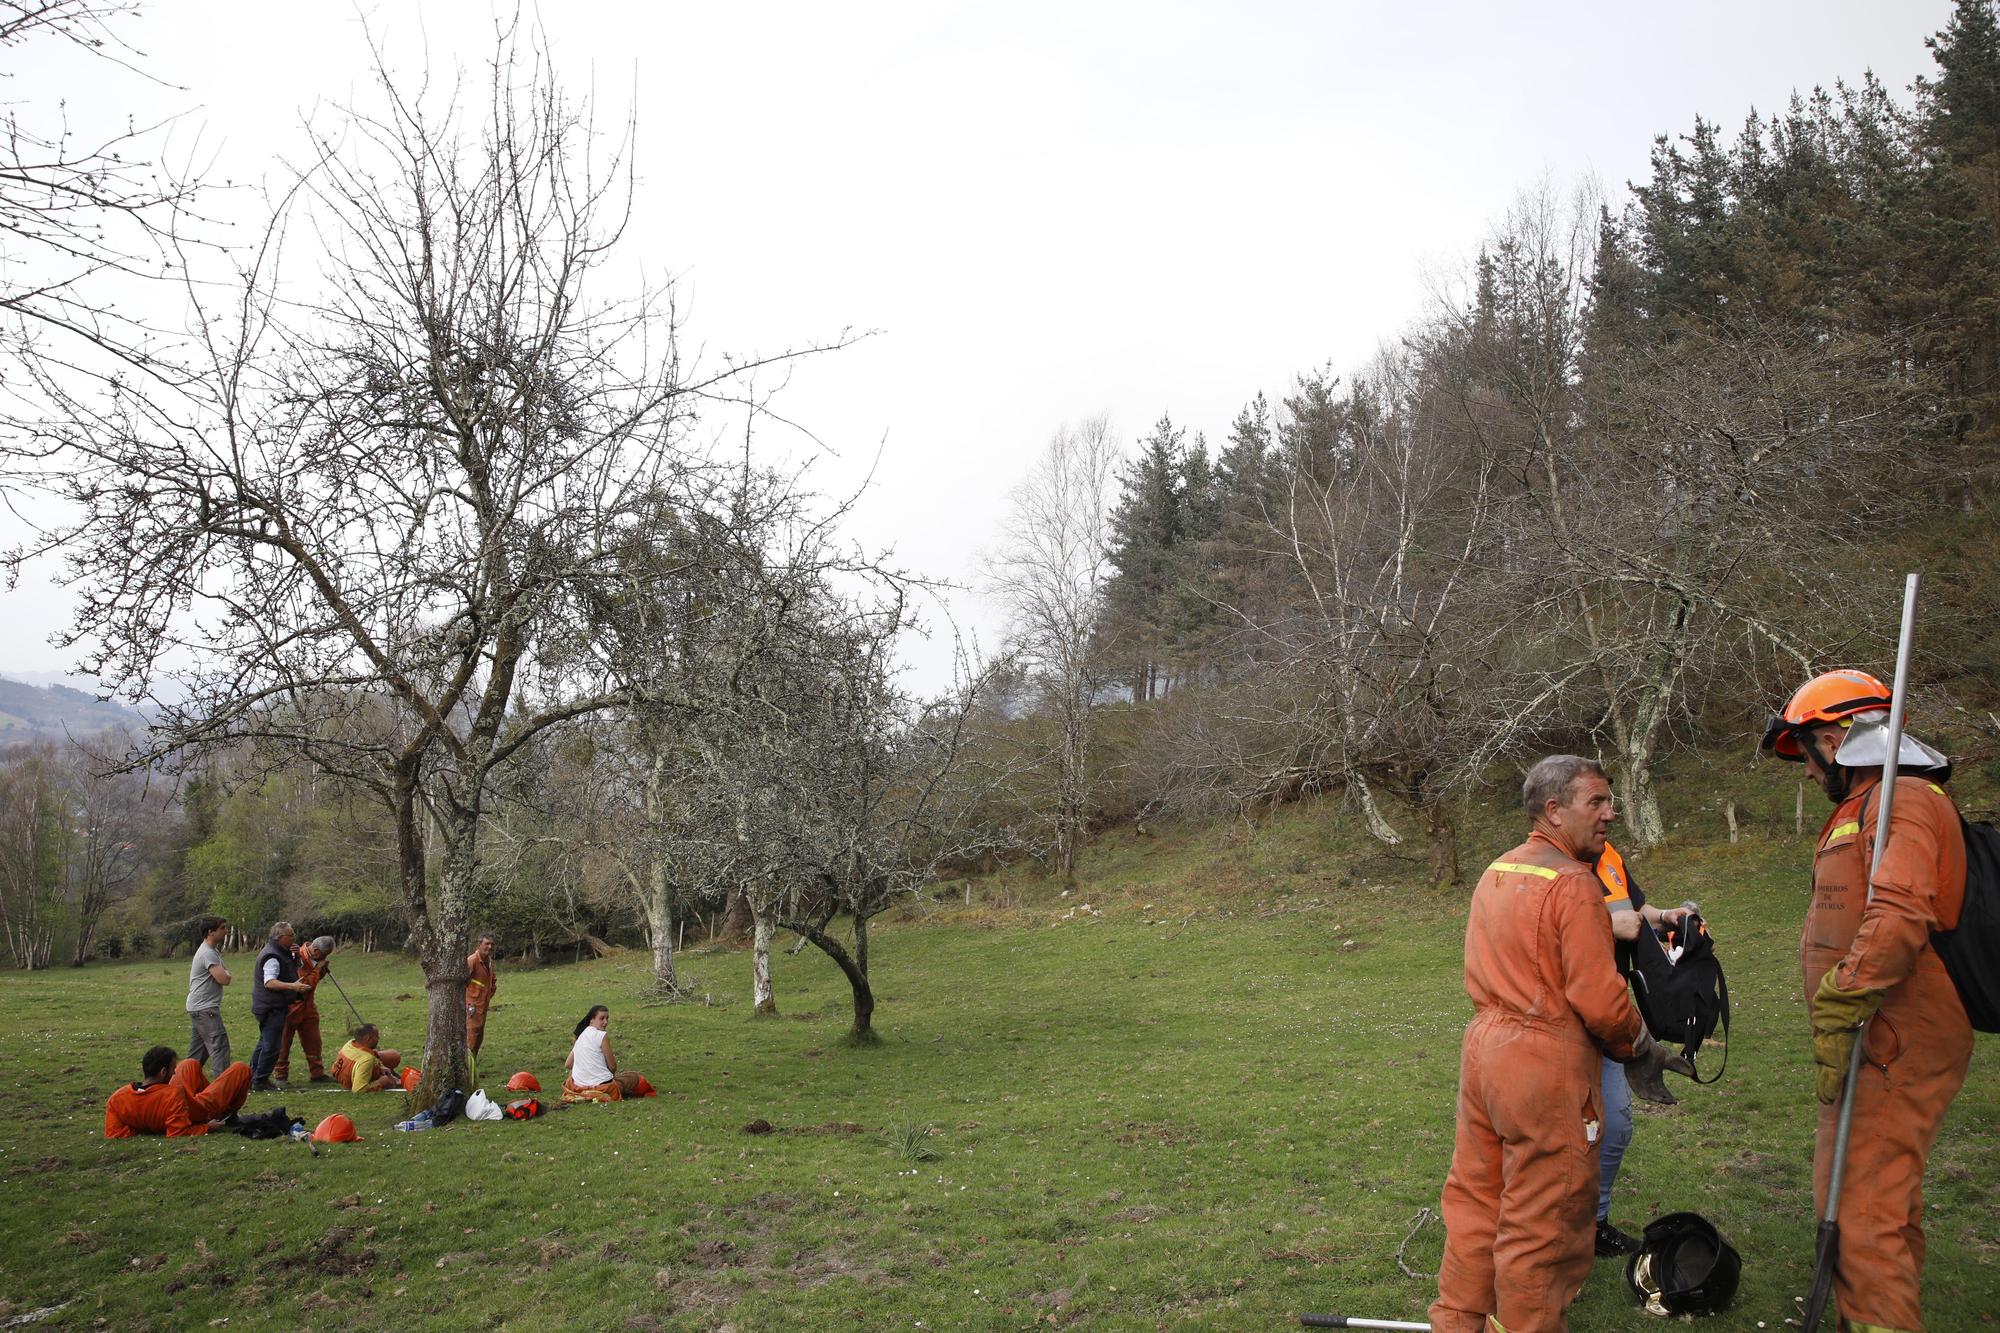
top-left (0, 677), bottom-right (146, 742)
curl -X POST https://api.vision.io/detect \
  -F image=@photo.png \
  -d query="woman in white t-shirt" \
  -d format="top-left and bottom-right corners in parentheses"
top-left (562, 1005), bottom-right (650, 1102)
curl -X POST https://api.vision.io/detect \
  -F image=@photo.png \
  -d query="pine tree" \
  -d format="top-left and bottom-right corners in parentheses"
top-left (1102, 418), bottom-right (1187, 700)
top-left (1914, 0), bottom-right (2000, 460)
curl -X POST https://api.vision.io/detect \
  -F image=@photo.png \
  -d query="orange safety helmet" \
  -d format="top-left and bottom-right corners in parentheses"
top-left (400, 1066), bottom-right (422, 1092)
top-left (312, 1113), bottom-right (361, 1144)
top-left (1761, 669), bottom-right (1892, 760)
top-left (506, 1071), bottom-right (542, 1093)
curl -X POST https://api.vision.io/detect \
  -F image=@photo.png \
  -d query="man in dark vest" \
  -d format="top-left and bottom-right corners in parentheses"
top-left (248, 921), bottom-right (313, 1092)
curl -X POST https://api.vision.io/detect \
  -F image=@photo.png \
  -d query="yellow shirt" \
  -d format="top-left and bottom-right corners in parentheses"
top-left (337, 1040), bottom-right (382, 1093)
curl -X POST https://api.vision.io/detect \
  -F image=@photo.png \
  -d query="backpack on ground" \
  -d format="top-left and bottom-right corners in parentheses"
top-left (228, 1107), bottom-right (303, 1140)
top-left (503, 1097), bottom-right (543, 1120)
top-left (430, 1088), bottom-right (467, 1126)
top-left (1626, 912), bottom-right (1729, 1083)
top-left (1931, 816), bottom-right (2000, 1033)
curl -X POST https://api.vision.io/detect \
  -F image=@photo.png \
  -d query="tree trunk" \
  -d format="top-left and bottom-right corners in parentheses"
top-left (641, 752), bottom-right (678, 995)
top-left (643, 859), bottom-right (678, 996)
top-left (721, 887), bottom-right (752, 942)
top-left (1420, 795), bottom-right (1460, 888)
top-left (409, 805), bottom-right (475, 1109)
top-left (751, 911), bottom-right (777, 1016)
top-left (788, 917), bottom-right (876, 1042)
top-left (1350, 773), bottom-right (1403, 847)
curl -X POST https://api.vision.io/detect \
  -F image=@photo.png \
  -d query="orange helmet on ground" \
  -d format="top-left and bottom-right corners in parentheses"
top-left (313, 1113), bottom-right (361, 1144)
top-left (506, 1071), bottom-right (542, 1093)
top-left (1761, 669), bottom-right (1892, 760)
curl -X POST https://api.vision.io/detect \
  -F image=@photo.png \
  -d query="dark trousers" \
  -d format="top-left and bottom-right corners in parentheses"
top-left (250, 1007), bottom-right (290, 1082)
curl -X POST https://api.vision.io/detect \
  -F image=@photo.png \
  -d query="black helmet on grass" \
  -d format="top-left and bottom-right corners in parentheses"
top-left (1624, 1212), bottom-right (1740, 1317)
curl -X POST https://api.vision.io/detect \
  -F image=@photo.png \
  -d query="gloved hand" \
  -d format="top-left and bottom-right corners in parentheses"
top-left (1811, 971), bottom-right (1885, 1106)
top-left (1621, 1028), bottom-right (1696, 1105)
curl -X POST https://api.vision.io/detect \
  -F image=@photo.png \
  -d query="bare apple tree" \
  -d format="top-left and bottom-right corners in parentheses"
top-left (1, 24), bottom-right (847, 1099)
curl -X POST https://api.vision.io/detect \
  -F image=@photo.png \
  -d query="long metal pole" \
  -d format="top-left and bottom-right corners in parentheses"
top-left (1802, 572), bottom-right (1919, 1331)
top-left (1299, 1318), bottom-right (1430, 1331)
top-left (319, 964), bottom-right (368, 1030)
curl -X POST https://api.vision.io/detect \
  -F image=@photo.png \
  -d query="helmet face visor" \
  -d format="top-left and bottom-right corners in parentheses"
top-left (1761, 713), bottom-right (1806, 760)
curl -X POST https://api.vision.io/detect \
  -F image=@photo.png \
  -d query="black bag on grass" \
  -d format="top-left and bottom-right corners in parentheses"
top-left (1628, 912), bottom-right (1729, 1082)
top-left (228, 1107), bottom-right (301, 1140)
top-left (1932, 816), bottom-right (2000, 1033)
top-left (431, 1088), bottom-right (467, 1126)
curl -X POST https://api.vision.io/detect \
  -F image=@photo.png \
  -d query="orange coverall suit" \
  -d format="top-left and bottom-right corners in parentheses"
top-left (274, 942), bottom-right (328, 1082)
top-left (1804, 774), bottom-right (1970, 1333)
top-left (173, 1057), bottom-right (251, 1122)
top-left (1430, 832), bottom-right (1643, 1333)
top-left (465, 952), bottom-right (495, 1055)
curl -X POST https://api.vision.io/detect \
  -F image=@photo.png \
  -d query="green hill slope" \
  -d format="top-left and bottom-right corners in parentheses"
top-left (0, 782), bottom-right (1993, 1329)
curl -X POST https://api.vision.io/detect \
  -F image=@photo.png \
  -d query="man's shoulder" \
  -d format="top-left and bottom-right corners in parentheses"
top-left (1485, 839), bottom-right (1591, 880)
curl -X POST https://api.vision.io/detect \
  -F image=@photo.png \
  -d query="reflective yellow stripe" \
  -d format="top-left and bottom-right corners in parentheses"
top-left (1491, 861), bottom-right (1559, 880)
top-left (1927, 783), bottom-right (1945, 796)
top-left (1488, 1319), bottom-right (1511, 1333)
top-left (1826, 821), bottom-right (1859, 841)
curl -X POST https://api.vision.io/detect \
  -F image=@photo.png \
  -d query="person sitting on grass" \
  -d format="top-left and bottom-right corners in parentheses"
top-left (331, 1024), bottom-right (402, 1093)
top-left (104, 1045), bottom-right (250, 1137)
top-left (562, 1005), bottom-right (653, 1102)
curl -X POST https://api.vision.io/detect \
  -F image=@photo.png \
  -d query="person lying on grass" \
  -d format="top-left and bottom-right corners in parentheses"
top-left (331, 1024), bottom-right (403, 1093)
top-left (562, 1005), bottom-right (654, 1102)
top-left (104, 1045), bottom-right (252, 1137)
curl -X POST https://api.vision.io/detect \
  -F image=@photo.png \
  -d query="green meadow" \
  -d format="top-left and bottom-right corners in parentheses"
top-left (2, 772), bottom-right (1996, 1330)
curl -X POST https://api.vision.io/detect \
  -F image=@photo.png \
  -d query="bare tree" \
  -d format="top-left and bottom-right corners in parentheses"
top-left (983, 415), bottom-right (1117, 879)
top-left (0, 0), bottom-right (209, 387)
top-left (0, 744), bottom-right (64, 967)
top-left (63, 734), bottom-right (158, 963)
top-left (2, 25), bottom-right (845, 1099)
top-left (1424, 183), bottom-right (1932, 844)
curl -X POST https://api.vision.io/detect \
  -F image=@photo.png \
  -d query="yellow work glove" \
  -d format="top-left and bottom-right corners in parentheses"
top-left (1810, 971), bottom-right (1885, 1105)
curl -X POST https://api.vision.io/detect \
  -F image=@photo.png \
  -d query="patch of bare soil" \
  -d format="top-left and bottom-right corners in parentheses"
top-left (1108, 1120), bottom-right (1199, 1147)
top-left (302, 1225), bottom-right (378, 1277)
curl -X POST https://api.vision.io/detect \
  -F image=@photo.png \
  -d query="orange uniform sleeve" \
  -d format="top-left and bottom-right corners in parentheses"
top-left (1841, 779), bottom-right (1967, 994)
top-left (1551, 871), bottom-right (1643, 1058)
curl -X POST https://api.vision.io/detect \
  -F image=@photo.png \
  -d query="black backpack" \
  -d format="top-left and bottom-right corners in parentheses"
top-left (1627, 912), bottom-right (1729, 1082)
top-left (431, 1088), bottom-right (467, 1126)
top-left (228, 1107), bottom-right (302, 1140)
top-left (1931, 816), bottom-right (2000, 1033)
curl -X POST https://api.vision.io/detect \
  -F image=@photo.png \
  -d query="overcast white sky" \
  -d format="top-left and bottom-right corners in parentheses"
top-left (0, 0), bottom-right (1959, 691)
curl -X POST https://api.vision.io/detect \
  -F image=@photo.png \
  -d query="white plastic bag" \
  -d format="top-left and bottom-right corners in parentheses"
top-left (464, 1089), bottom-right (505, 1121)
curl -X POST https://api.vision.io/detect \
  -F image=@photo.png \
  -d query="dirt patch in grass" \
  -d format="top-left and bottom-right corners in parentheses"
top-left (301, 1225), bottom-right (378, 1277)
top-left (1108, 1120), bottom-right (1199, 1147)
top-left (780, 1121), bottom-right (865, 1136)
top-left (663, 1276), bottom-right (738, 1312)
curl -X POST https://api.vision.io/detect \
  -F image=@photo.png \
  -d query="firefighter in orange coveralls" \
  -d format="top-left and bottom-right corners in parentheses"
top-left (274, 935), bottom-right (336, 1084)
top-left (466, 933), bottom-right (497, 1056)
top-left (1429, 755), bottom-right (1693, 1333)
top-left (1763, 669), bottom-right (1971, 1333)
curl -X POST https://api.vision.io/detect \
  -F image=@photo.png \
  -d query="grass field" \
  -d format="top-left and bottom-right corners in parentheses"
top-left (1, 767), bottom-right (1996, 1330)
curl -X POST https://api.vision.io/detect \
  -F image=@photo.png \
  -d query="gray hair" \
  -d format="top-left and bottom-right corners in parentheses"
top-left (312, 936), bottom-right (335, 955)
top-left (1522, 755), bottom-right (1609, 819)
top-left (269, 920), bottom-right (293, 941)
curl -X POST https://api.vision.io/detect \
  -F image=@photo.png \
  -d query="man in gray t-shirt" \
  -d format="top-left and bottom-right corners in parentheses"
top-left (186, 915), bottom-right (232, 1074)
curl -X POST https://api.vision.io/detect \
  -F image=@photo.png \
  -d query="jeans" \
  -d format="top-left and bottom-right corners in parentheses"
top-left (187, 1008), bottom-right (230, 1074)
top-left (1597, 1055), bottom-right (1635, 1221)
top-left (249, 1007), bottom-right (290, 1083)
